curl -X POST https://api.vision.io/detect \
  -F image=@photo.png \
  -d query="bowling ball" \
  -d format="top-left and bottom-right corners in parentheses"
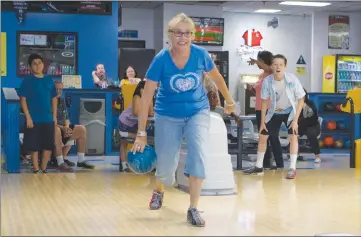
top-left (323, 102), bottom-right (335, 112)
top-left (345, 140), bottom-right (351, 148)
top-left (319, 140), bottom-right (324, 148)
top-left (324, 136), bottom-right (334, 147)
top-left (334, 139), bottom-right (344, 148)
top-left (326, 120), bottom-right (337, 130)
top-left (335, 104), bottom-right (341, 112)
top-left (127, 145), bottom-right (157, 174)
top-left (337, 121), bottom-right (347, 130)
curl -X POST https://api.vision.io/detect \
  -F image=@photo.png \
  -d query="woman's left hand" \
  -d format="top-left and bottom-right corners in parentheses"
top-left (291, 120), bottom-right (299, 135)
top-left (224, 102), bottom-right (235, 115)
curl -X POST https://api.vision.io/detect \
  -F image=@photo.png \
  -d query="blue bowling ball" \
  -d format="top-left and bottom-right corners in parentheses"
top-left (345, 140), bottom-right (351, 148)
top-left (127, 145), bottom-right (157, 174)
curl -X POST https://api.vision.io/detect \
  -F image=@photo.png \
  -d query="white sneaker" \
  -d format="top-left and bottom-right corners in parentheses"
top-left (315, 157), bottom-right (321, 163)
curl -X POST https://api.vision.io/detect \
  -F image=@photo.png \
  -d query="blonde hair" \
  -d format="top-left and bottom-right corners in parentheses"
top-left (167, 13), bottom-right (195, 36)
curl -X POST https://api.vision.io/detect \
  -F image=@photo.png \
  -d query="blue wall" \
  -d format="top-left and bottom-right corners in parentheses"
top-left (1, 1), bottom-right (118, 88)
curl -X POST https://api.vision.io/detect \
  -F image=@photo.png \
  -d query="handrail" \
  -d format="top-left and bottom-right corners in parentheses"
top-left (342, 97), bottom-right (355, 168)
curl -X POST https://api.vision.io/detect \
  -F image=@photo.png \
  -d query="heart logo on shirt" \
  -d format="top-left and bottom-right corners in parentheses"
top-left (170, 72), bottom-right (200, 93)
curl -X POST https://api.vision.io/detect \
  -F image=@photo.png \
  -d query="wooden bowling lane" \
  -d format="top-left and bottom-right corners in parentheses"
top-left (1, 169), bottom-right (360, 236)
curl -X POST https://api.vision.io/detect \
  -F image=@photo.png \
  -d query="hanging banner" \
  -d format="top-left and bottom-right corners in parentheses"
top-left (12, 0), bottom-right (28, 24)
top-left (328, 15), bottom-right (350, 50)
top-left (1, 32), bottom-right (6, 76)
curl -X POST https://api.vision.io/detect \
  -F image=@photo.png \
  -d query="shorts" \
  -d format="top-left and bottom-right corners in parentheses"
top-left (23, 122), bottom-right (55, 152)
top-left (118, 121), bottom-right (138, 139)
top-left (154, 109), bottom-right (210, 186)
top-left (61, 124), bottom-right (75, 145)
top-left (260, 113), bottom-right (294, 136)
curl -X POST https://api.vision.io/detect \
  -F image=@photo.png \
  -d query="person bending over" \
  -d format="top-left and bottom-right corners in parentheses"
top-left (18, 54), bottom-right (58, 174)
top-left (54, 81), bottom-right (95, 170)
top-left (244, 54), bottom-right (305, 179)
top-left (247, 51), bottom-right (284, 169)
top-left (298, 89), bottom-right (321, 163)
top-left (131, 13), bottom-right (236, 227)
top-left (119, 81), bottom-right (154, 172)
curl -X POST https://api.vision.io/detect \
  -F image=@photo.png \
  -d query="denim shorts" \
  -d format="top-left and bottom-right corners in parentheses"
top-left (118, 121), bottom-right (138, 139)
top-left (154, 109), bottom-right (210, 186)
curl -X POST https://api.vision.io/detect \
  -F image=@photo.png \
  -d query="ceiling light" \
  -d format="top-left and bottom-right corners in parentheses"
top-left (254, 9), bottom-right (282, 13)
top-left (279, 1), bottom-right (331, 7)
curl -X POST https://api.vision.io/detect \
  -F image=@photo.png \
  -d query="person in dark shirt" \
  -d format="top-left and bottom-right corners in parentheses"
top-left (298, 88), bottom-right (321, 163)
top-left (18, 54), bottom-right (58, 173)
top-left (54, 81), bottom-right (95, 169)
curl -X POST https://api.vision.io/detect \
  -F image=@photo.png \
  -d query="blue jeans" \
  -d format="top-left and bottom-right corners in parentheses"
top-left (154, 109), bottom-right (210, 186)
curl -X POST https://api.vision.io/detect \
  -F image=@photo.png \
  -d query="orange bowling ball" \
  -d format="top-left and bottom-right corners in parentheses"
top-left (324, 136), bottom-right (334, 147)
top-left (326, 120), bottom-right (337, 130)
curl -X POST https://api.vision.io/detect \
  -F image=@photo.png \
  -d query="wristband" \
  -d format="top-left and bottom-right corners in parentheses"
top-left (224, 100), bottom-right (235, 107)
top-left (137, 131), bottom-right (147, 137)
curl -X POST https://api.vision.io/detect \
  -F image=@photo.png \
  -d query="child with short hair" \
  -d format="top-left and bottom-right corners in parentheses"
top-left (18, 54), bottom-right (58, 173)
top-left (244, 54), bottom-right (305, 179)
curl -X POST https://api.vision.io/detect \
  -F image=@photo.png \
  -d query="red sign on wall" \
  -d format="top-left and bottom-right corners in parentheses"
top-left (242, 29), bottom-right (263, 47)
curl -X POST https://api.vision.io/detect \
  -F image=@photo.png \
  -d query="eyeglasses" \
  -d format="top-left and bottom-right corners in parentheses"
top-left (169, 30), bottom-right (193, 38)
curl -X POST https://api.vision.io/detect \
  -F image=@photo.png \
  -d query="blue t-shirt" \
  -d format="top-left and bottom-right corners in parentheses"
top-left (145, 44), bottom-right (214, 118)
top-left (18, 75), bottom-right (57, 123)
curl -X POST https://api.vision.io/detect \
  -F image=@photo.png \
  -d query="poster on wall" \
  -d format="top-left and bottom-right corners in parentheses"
top-left (328, 15), bottom-right (350, 50)
top-left (236, 29), bottom-right (264, 62)
top-left (12, 0), bottom-right (28, 24)
top-left (62, 75), bottom-right (82, 89)
top-left (1, 32), bottom-right (6, 76)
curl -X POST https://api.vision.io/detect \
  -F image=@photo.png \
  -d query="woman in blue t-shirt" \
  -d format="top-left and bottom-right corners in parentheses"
top-left (131, 13), bottom-right (236, 227)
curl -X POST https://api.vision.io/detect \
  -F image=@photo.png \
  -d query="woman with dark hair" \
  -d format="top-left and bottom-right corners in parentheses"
top-left (120, 66), bottom-right (141, 88)
top-left (247, 51), bottom-right (284, 169)
top-left (118, 81), bottom-right (154, 171)
top-left (298, 88), bottom-right (321, 163)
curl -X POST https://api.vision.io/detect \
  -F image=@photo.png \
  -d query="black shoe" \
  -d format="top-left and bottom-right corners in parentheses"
top-left (33, 169), bottom-right (42, 174)
top-left (42, 169), bottom-right (48, 173)
top-left (270, 165), bottom-right (278, 170)
top-left (77, 161), bottom-right (95, 169)
top-left (119, 163), bottom-right (131, 172)
top-left (243, 166), bottom-right (264, 175)
top-left (187, 208), bottom-right (205, 227)
top-left (64, 159), bottom-right (75, 167)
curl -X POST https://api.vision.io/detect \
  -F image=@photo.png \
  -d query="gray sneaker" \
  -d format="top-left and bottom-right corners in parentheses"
top-left (286, 169), bottom-right (297, 179)
top-left (187, 207), bottom-right (205, 227)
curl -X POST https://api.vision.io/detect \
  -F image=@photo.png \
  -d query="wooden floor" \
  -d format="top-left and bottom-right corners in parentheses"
top-left (1, 169), bottom-right (361, 236)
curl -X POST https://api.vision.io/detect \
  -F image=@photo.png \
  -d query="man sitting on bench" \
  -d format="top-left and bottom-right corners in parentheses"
top-left (54, 81), bottom-right (94, 170)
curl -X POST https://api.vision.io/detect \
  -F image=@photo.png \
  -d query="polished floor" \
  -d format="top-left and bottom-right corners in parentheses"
top-left (1, 168), bottom-right (361, 236)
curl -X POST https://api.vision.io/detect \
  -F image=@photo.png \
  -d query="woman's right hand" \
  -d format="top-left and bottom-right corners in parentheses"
top-left (259, 122), bottom-right (268, 134)
top-left (26, 117), bottom-right (34, 128)
top-left (131, 136), bottom-right (147, 154)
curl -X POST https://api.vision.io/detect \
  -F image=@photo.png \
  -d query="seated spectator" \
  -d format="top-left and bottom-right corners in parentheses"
top-left (54, 81), bottom-right (95, 170)
top-left (92, 64), bottom-right (108, 88)
top-left (118, 81), bottom-right (154, 171)
top-left (120, 66), bottom-right (141, 88)
top-left (203, 73), bottom-right (241, 127)
top-left (298, 88), bottom-right (321, 163)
